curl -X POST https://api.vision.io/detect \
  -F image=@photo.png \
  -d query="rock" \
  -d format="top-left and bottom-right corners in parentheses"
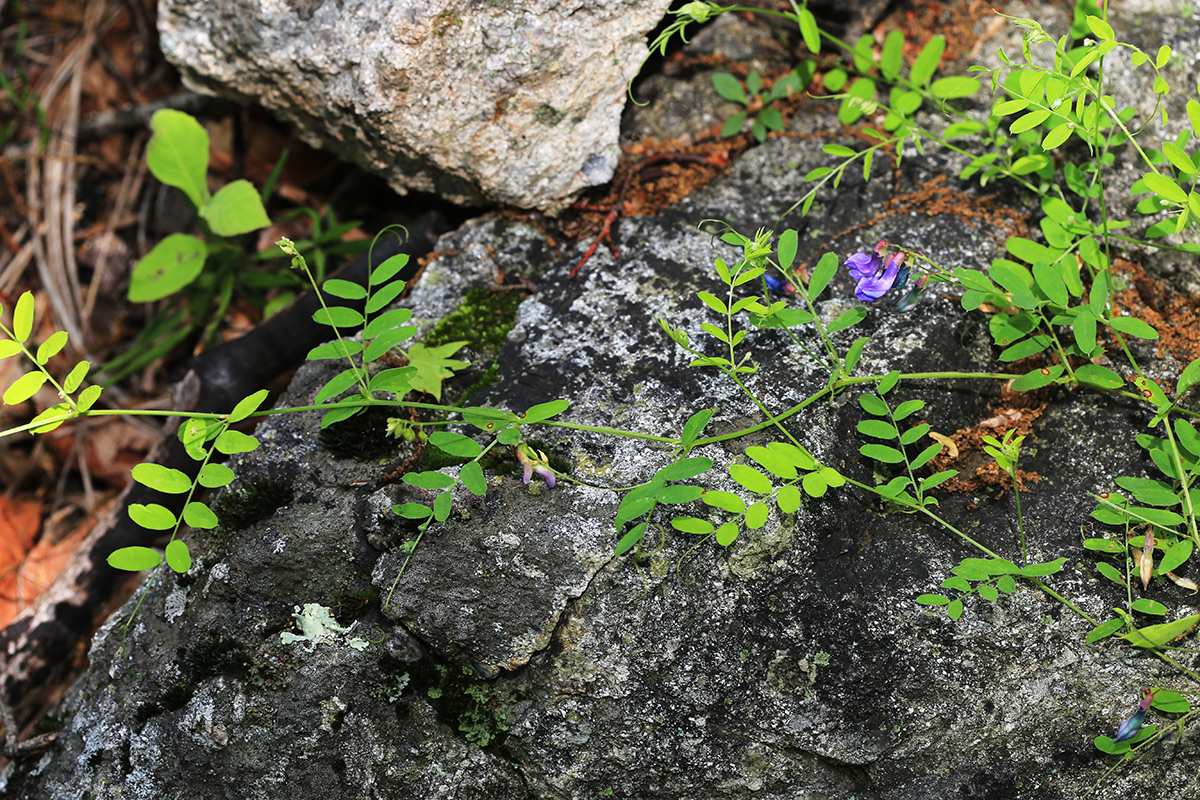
top-left (157, 0), bottom-right (673, 210)
top-left (10, 6), bottom-right (1200, 799)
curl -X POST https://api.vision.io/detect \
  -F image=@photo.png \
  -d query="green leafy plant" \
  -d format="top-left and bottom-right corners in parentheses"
top-left (712, 64), bottom-right (813, 142)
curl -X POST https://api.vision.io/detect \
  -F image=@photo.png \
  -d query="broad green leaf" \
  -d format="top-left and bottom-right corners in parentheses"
top-left (744, 502), bottom-right (769, 529)
top-left (1086, 618), bottom-right (1125, 643)
top-left (930, 77), bottom-right (979, 99)
top-left (798, 7), bottom-right (820, 53)
top-left (1159, 540), bottom-right (1192, 574)
top-left (680, 409), bottom-right (714, 448)
top-left (403, 471), bottom-right (457, 490)
top-left (1119, 613), bottom-right (1200, 648)
top-left (321, 406), bottom-right (359, 429)
top-left (1108, 316), bottom-right (1158, 339)
top-left (229, 389), bottom-right (270, 423)
top-left (656, 457), bottom-right (713, 482)
top-left (365, 281), bottom-right (408, 314)
top-left (460, 462), bottom-right (487, 496)
top-left (947, 599), bottom-right (964, 620)
top-left (776, 485), bottom-right (800, 513)
top-left (730, 464), bottom-right (772, 494)
top-left (712, 73), bottom-right (746, 105)
top-left (614, 523), bottom-right (646, 556)
top-left (1041, 124), bottom-right (1073, 150)
top-left (128, 503), bottom-right (177, 530)
top-left (900, 423), bottom-right (931, 446)
top-left (77, 384), bottom-right (102, 412)
top-left (657, 485), bottom-right (704, 504)
top-left (745, 446), bottom-right (797, 481)
top-left (856, 419), bottom-right (898, 439)
top-left (1032, 261), bottom-right (1068, 306)
top-left (321, 278), bottom-right (369, 300)
top-left (372, 253), bottom-right (410, 284)
top-left (1131, 598), bottom-right (1168, 616)
top-left (1011, 365), bottom-right (1062, 391)
top-left (364, 327), bottom-right (417, 362)
top-left (165, 539), bottom-right (193, 572)
top-left (13, 291), bottom-right (34, 342)
top-left (522, 399), bottom-right (570, 423)
top-left (107, 545), bottom-right (163, 571)
top-left (807, 253), bottom-right (839, 300)
top-left (131, 463), bottom-right (192, 494)
top-left (777, 229), bottom-right (798, 269)
top-left (428, 431), bottom-right (482, 459)
top-left (978, 584), bottom-right (999, 601)
top-left (406, 341), bottom-right (469, 400)
top-left (307, 340), bottom-right (363, 361)
top-left (1162, 143), bottom-right (1197, 176)
top-left (1152, 690), bottom-right (1190, 714)
top-left (892, 400), bottom-right (925, 421)
top-left (999, 335), bottom-right (1051, 361)
top-left (714, 521), bottom-right (739, 546)
top-left (0, 340), bottom-right (22, 359)
top-left (394, 502), bottom-right (433, 519)
top-left (1142, 172), bottom-right (1187, 203)
top-left (859, 394), bottom-right (889, 417)
top-left (35, 331), bottom-right (68, 365)
top-left (314, 368), bottom-right (360, 404)
top-left (916, 593), bottom-right (949, 606)
top-left (128, 234), bottom-right (208, 302)
top-left (312, 306), bottom-right (365, 328)
top-left (703, 490), bottom-right (746, 513)
top-left (671, 516), bottom-right (714, 534)
top-left (183, 500), bottom-right (218, 530)
top-left (433, 490), bottom-right (453, 522)
top-left (3, 371), bottom-right (47, 405)
top-left (910, 442), bottom-right (943, 470)
top-left (910, 36), bottom-right (945, 86)
top-left (369, 366), bottom-right (415, 394)
top-left (860, 443), bottom-right (903, 463)
top-left (1074, 364), bottom-right (1123, 389)
top-left (197, 463), bottom-right (236, 488)
top-left (880, 29), bottom-right (904, 79)
top-left (1019, 557), bottom-right (1066, 577)
top-left (363, 308), bottom-right (414, 339)
top-left (1085, 15), bottom-right (1113, 40)
top-left (698, 291), bottom-right (728, 315)
top-left (201, 180), bottom-right (270, 236)
top-left (214, 430), bottom-right (259, 455)
top-left (1072, 309), bottom-right (1097, 353)
top-left (146, 109), bottom-right (209, 208)
top-left (1010, 108), bottom-right (1051, 133)
top-left (1114, 476), bottom-right (1178, 506)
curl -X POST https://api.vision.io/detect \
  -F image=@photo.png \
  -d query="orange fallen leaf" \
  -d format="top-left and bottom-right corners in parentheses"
top-left (0, 497), bottom-right (44, 627)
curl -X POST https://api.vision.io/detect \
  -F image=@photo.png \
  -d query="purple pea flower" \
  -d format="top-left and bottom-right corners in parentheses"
top-left (516, 443), bottom-right (556, 488)
top-left (854, 251), bottom-right (906, 302)
top-left (1113, 688), bottom-right (1157, 743)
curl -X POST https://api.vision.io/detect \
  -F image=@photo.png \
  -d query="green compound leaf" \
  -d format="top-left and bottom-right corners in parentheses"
top-left (3, 371), bottom-right (48, 405)
top-left (714, 521), bottom-right (739, 546)
top-left (131, 463), bottom-right (192, 494)
top-left (307, 340), bottom-right (363, 361)
top-left (1019, 557), bottom-right (1066, 577)
top-left (978, 584), bottom-right (999, 602)
top-left (394, 502), bottom-right (433, 520)
top-left (312, 306), bottom-right (365, 328)
top-left (146, 109), bottom-right (209, 208)
top-left (521, 399), bottom-right (570, 423)
top-left (128, 233), bottom-right (209, 302)
top-left (614, 523), bottom-right (646, 556)
top-left (365, 280), bottom-right (408, 314)
top-left (1085, 618), bottom-right (1125, 643)
top-left (930, 76), bottom-right (980, 99)
top-left (403, 471), bottom-right (457, 490)
top-left (947, 599), bottom-right (964, 620)
top-left (703, 490), bottom-right (746, 514)
top-left (460, 461), bottom-right (487, 496)
top-left (916, 593), bottom-right (949, 606)
top-left (776, 484), bottom-right (800, 513)
top-left (363, 308), bottom-right (414, 339)
top-left (128, 503), bottom-right (177, 531)
top-left (900, 423), bottom-right (931, 446)
top-left (428, 431), bottom-right (483, 459)
top-left (730, 464), bottom-right (773, 494)
top-left (164, 540), bottom-right (192, 573)
top-left (745, 445), bottom-right (798, 480)
top-left (941, 576), bottom-right (971, 592)
top-left (214, 430), bottom-right (259, 455)
top-left (997, 574), bottom-right (1017, 593)
top-left (197, 463), bottom-right (236, 488)
top-left (671, 516), bottom-right (714, 535)
top-left (892, 399), bottom-right (924, 421)
top-left (200, 179), bottom-right (270, 236)
top-left (107, 545), bottom-right (163, 572)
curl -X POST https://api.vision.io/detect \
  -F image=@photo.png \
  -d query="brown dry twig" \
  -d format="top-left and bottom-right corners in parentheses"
top-left (568, 152), bottom-right (723, 279)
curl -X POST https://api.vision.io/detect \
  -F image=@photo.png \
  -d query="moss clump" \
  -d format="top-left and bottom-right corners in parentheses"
top-left (213, 478), bottom-right (294, 531)
top-left (425, 287), bottom-right (524, 352)
top-left (408, 661), bottom-right (521, 747)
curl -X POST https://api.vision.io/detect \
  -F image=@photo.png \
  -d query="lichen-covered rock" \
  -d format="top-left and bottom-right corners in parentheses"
top-left (10, 5), bottom-right (1200, 796)
top-left (156, 0), bottom-right (672, 209)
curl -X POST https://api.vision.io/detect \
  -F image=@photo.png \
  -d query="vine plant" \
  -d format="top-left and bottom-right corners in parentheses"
top-left (1, 1), bottom-right (1199, 788)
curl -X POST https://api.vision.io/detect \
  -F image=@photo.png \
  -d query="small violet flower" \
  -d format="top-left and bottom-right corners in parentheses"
top-left (844, 241), bottom-right (923, 309)
top-left (1113, 688), bottom-right (1158, 743)
top-left (516, 443), bottom-right (556, 488)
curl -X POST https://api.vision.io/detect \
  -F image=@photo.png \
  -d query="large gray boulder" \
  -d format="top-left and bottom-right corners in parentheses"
top-left (157, 0), bottom-right (672, 209)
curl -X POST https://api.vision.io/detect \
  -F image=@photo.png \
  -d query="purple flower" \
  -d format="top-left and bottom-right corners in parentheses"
top-left (764, 273), bottom-right (796, 296)
top-left (516, 444), bottom-right (556, 488)
top-left (855, 252), bottom-right (906, 302)
top-left (845, 251), bottom-right (882, 281)
top-left (1113, 688), bottom-right (1157, 743)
